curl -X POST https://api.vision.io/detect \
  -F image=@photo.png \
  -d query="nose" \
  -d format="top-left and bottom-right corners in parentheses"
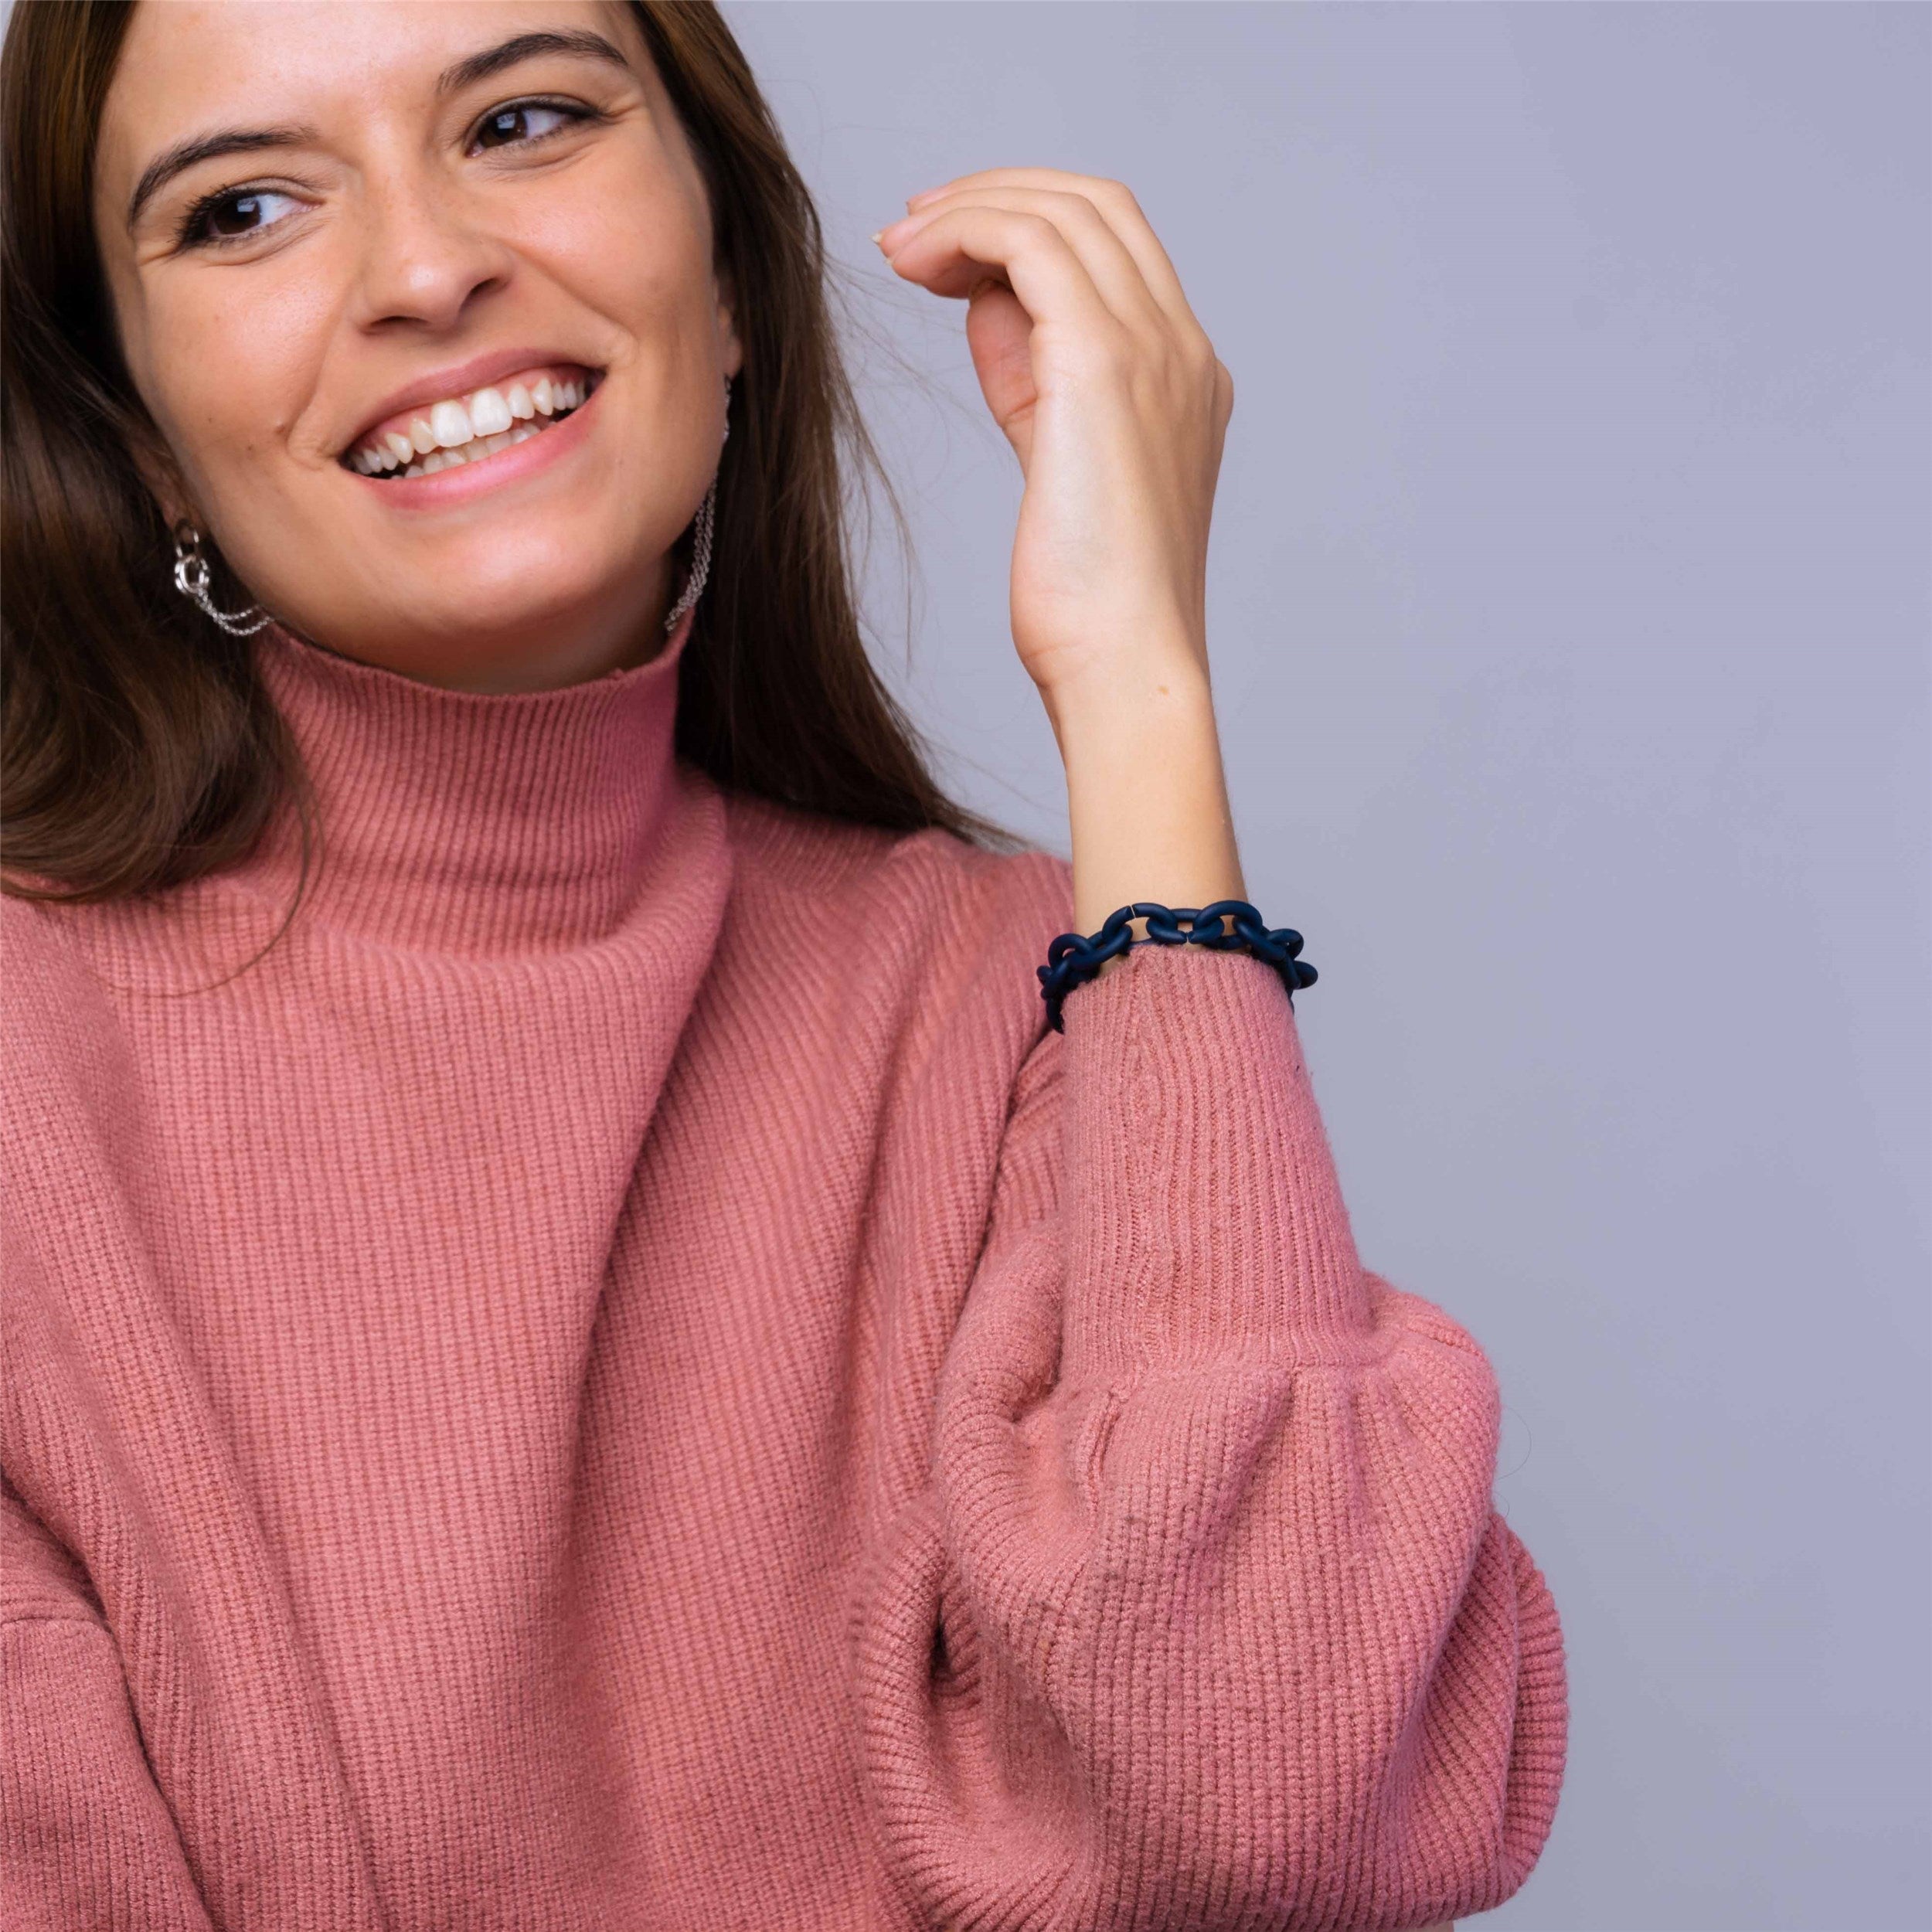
top-left (347, 168), bottom-right (517, 334)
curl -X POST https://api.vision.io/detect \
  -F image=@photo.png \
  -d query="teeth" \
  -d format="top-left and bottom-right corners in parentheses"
top-left (469, 387), bottom-right (513, 436)
top-left (345, 369), bottom-right (598, 476)
top-left (390, 416), bottom-right (553, 480)
top-left (430, 399), bottom-right (471, 448)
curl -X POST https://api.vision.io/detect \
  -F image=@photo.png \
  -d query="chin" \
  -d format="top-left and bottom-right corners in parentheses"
top-left (402, 570), bottom-right (617, 643)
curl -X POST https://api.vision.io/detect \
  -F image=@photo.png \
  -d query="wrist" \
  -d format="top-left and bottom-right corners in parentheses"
top-left (1053, 695), bottom-right (1246, 937)
top-left (1040, 648), bottom-right (1216, 767)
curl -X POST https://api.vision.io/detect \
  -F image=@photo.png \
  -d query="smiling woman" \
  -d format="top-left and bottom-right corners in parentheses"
top-left (3, 0), bottom-right (1006, 889)
top-left (90, 2), bottom-right (742, 698)
top-left (0, 3), bottom-right (1557, 1929)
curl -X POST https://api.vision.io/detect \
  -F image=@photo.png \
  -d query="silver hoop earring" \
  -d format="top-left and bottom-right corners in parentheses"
top-left (664, 373), bottom-right (732, 634)
top-left (172, 525), bottom-right (273, 637)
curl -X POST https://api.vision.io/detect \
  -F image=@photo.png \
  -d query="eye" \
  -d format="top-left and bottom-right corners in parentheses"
top-left (471, 98), bottom-right (597, 154)
top-left (177, 185), bottom-right (302, 251)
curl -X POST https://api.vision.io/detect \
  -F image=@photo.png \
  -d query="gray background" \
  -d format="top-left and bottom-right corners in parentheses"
top-left (723, 4), bottom-right (1931, 1929)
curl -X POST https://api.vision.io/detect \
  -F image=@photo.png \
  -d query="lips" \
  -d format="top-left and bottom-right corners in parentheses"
top-left (334, 351), bottom-right (604, 462)
top-left (345, 370), bottom-right (601, 478)
top-left (339, 367), bottom-right (607, 504)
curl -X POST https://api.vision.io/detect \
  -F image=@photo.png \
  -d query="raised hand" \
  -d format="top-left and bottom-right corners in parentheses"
top-left (876, 169), bottom-right (1248, 941)
top-left (874, 167), bottom-right (1233, 705)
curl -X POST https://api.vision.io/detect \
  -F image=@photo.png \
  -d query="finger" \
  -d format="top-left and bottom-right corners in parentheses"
top-left (883, 186), bottom-right (1169, 342)
top-left (878, 203), bottom-right (1124, 350)
top-left (905, 168), bottom-right (1199, 334)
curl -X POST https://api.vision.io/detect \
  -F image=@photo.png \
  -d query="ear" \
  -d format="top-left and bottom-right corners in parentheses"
top-left (123, 418), bottom-right (196, 535)
top-left (714, 260), bottom-right (744, 383)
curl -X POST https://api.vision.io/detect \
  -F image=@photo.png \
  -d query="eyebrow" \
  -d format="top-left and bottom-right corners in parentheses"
top-left (124, 27), bottom-right (633, 232)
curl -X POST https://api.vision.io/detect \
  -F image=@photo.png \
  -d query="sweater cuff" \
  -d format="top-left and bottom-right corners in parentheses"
top-left (1053, 936), bottom-right (1376, 1390)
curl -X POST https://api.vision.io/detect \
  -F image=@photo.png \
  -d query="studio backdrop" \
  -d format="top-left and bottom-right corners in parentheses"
top-left (723, 5), bottom-right (1930, 1928)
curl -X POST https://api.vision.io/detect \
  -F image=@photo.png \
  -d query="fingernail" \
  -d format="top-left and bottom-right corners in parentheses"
top-left (869, 230), bottom-right (884, 246)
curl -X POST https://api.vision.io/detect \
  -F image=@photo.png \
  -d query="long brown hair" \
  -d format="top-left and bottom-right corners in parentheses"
top-left (0, 0), bottom-right (1023, 921)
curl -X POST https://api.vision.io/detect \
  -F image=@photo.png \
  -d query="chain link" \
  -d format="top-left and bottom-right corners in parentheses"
top-left (1037, 900), bottom-right (1317, 1033)
top-left (663, 372), bottom-right (732, 634)
top-left (172, 530), bottom-right (274, 636)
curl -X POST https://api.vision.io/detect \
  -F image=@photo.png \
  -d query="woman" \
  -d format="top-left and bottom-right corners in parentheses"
top-left (0, 3), bottom-right (1564, 1927)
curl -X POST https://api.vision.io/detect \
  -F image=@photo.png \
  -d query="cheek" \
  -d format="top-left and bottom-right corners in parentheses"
top-left (147, 294), bottom-right (327, 488)
top-left (512, 159), bottom-right (714, 344)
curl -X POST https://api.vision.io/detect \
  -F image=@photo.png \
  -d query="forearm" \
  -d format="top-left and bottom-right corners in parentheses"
top-left (1046, 645), bottom-right (1247, 961)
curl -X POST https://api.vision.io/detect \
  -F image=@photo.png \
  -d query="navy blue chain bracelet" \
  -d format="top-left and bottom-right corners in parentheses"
top-left (1038, 900), bottom-right (1317, 1033)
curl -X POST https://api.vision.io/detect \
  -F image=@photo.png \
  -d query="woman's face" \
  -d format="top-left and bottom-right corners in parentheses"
top-left (94, 0), bottom-right (740, 690)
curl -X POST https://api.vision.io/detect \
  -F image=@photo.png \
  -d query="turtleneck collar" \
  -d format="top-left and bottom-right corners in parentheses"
top-left (240, 607), bottom-right (698, 955)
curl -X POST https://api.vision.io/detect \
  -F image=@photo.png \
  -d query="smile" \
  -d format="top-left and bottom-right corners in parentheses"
top-left (339, 365), bottom-right (604, 481)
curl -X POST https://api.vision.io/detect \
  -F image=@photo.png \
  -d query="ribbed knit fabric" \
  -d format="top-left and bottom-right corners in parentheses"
top-left (0, 606), bottom-right (1567, 1930)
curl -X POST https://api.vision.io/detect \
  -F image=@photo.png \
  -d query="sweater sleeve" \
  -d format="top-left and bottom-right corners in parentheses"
top-left (1, 1486), bottom-right (216, 1931)
top-left (853, 931), bottom-right (1568, 1931)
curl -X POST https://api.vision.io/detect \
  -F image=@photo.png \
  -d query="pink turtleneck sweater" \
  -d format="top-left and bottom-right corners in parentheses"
top-left (1, 607), bottom-right (1567, 1930)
